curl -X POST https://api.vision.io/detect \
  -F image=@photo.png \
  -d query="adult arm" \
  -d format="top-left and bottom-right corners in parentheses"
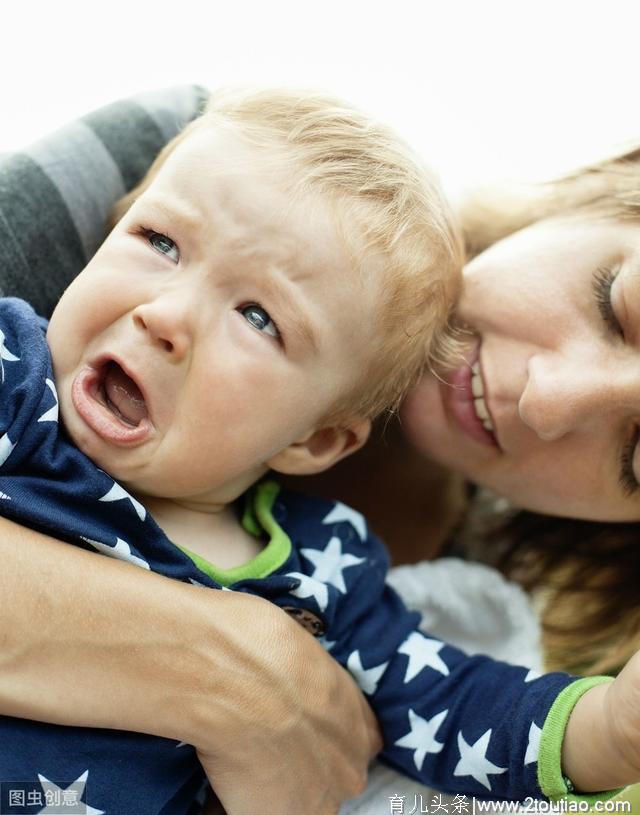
top-left (0, 514), bottom-right (380, 814)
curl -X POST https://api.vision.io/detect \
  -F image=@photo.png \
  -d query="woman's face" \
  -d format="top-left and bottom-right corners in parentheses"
top-left (401, 216), bottom-right (640, 521)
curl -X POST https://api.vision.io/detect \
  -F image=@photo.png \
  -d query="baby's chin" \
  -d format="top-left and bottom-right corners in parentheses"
top-left (56, 392), bottom-right (137, 484)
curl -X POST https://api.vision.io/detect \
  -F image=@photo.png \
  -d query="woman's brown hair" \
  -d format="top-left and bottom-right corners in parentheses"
top-left (496, 512), bottom-right (640, 676)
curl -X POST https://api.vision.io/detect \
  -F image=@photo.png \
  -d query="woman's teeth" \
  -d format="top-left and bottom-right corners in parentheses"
top-left (471, 362), bottom-right (494, 433)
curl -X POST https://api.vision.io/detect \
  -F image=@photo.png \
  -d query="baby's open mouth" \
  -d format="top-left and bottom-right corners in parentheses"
top-left (98, 361), bottom-right (148, 427)
top-left (71, 357), bottom-right (154, 447)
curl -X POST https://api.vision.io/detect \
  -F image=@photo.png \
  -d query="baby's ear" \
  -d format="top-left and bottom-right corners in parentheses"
top-left (268, 418), bottom-right (371, 476)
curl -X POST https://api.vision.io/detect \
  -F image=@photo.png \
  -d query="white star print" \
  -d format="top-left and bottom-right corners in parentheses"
top-left (524, 669), bottom-right (541, 683)
top-left (36, 770), bottom-right (104, 814)
top-left (285, 572), bottom-right (329, 611)
top-left (394, 708), bottom-right (447, 771)
top-left (322, 502), bottom-right (367, 541)
top-left (81, 536), bottom-right (150, 570)
top-left (99, 482), bottom-right (146, 521)
top-left (194, 777), bottom-right (211, 807)
top-left (318, 635), bottom-right (337, 651)
top-left (0, 327), bottom-right (19, 383)
top-left (300, 537), bottom-right (365, 593)
top-left (524, 721), bottom-right (542, 765)
top-left (37, 379), bottom-right (59, 423)
top-left (0, 432), bottom-right (16, 467)
top-left (189, 578), bottom-right (209, 588)
top-left (398, 632), bottom-right (449, 682)
top-left (454, 730), bottom-right (507, 790)
top-left (347, 650), bottom-right (389, 695)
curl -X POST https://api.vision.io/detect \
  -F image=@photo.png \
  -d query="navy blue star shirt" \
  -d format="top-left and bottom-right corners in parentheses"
top-left (0, 298), bottom-right (583, 814)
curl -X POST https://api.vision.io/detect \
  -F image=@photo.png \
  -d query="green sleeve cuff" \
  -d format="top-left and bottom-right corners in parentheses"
top-left (538, 675), bottom-right (622, 804)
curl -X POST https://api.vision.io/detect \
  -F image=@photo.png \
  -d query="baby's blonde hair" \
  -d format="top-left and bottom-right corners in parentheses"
top-left (111, 87), bottom-right (463, 421)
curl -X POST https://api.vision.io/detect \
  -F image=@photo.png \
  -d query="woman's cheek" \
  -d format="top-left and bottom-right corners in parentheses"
top-left (399, 375), bottom-right (449, 457)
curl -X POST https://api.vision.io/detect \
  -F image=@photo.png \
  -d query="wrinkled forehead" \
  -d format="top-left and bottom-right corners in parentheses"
top-left (144, 125), bottom-right (294, 232)
top-left (140, 125), bottom-right (382, 298)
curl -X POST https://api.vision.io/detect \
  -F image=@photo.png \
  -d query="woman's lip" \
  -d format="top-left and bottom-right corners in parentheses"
top-left (71, 359), bottom-right (155, 447)
top-left (441, 340), bottom-right (500, 449)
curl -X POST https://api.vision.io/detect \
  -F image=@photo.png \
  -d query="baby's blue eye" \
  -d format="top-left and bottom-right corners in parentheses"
top-left (240, 305), bottom-right (280, 339)
top-left (149, 232), bottom-right (180, 263)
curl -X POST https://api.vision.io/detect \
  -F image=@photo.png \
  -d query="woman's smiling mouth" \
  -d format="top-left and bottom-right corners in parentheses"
top-left (442, 341), bottom-right (499, 448)
top-left (470, 360), bottom-right (495, 433)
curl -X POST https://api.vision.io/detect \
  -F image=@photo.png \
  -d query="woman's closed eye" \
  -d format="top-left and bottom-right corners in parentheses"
top-left (619, 427), bottom-right (640, 497)
top-left (239, 304), bottom-right (281, 341)
top-left (145, 230), bottom-right (180, 264)
top-left (592, 266), bottom-right (623, 339)
top-left (591, 268), bottom-right (640, 495)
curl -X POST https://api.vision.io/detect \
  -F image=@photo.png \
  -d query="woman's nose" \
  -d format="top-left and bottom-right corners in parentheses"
top-left (131, 295), bottom-right (191, 358)
top-left (518, 351), bottom-right (639, 441)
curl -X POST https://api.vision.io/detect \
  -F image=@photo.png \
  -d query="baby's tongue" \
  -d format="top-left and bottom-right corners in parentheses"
top-left (103, 362), bottom-right (148, 426)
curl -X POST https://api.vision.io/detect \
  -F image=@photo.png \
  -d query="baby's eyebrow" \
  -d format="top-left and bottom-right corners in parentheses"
top-left (261, 273), bottom-right (319, 354)
top-left (139, 197), bottom-right (203, 232)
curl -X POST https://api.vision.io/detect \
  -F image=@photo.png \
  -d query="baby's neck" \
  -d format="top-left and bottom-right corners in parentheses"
top-left (136, 494), bottom-right (264, 571)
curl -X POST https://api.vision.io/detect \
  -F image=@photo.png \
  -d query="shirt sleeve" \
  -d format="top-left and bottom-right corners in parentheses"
top-left (0, 86), bottom-right (207, 319)
top-left (0, 297), bottom-right (52, 473)
top-left (319, 523), bottom-right (609, 802)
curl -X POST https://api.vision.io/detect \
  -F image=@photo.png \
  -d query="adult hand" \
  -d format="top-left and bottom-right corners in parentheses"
top-left (193, 601), bottom-right (381, 814)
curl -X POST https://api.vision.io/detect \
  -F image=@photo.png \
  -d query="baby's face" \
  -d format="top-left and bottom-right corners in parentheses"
top-left (47, 125), bottom-right (382, 506)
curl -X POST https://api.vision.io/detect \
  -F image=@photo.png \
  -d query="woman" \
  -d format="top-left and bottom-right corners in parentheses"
top-left (0, 90), bottom-right (638, 812)
top-left (405, 158), bottom-right (640, 678)
top-left (302, 153), bottom-right (640, 683)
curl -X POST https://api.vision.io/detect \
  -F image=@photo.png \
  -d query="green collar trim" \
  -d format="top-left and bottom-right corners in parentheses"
top-left (178, 481), bottom-right (291, 587)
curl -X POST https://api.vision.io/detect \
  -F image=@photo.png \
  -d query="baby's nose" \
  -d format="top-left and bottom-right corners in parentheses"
top-left (131, 298), bottom-right (190, 358)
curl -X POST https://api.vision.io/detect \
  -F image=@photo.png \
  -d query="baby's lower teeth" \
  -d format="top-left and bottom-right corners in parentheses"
top-left (483, 419), bottom-right (494, 431)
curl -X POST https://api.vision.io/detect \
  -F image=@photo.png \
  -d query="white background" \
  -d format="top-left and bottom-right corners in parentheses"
top-left (2, 0), bottom-right (640, 199)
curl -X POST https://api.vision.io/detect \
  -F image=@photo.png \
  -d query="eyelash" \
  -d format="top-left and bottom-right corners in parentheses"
top-left (620, 428), bottom-right (640, 496)
top-left (136, 226), bottom-right (178, 256)
top-left (592, 267), bottom-right (640, 494)
top-left (592, 266), bottom-right (623, 338)
top-left (238, 303), bottom-right (282, 343)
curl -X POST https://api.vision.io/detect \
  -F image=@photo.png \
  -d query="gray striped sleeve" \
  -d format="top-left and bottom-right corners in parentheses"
top-left (25, 121), bottom-right (127, 263)
top-left (131, 85), bottom-right (209, 145)
top-left (0, 154), bottom-right (87, 318)
top-left (0, 84), bottom-right (207, 318)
